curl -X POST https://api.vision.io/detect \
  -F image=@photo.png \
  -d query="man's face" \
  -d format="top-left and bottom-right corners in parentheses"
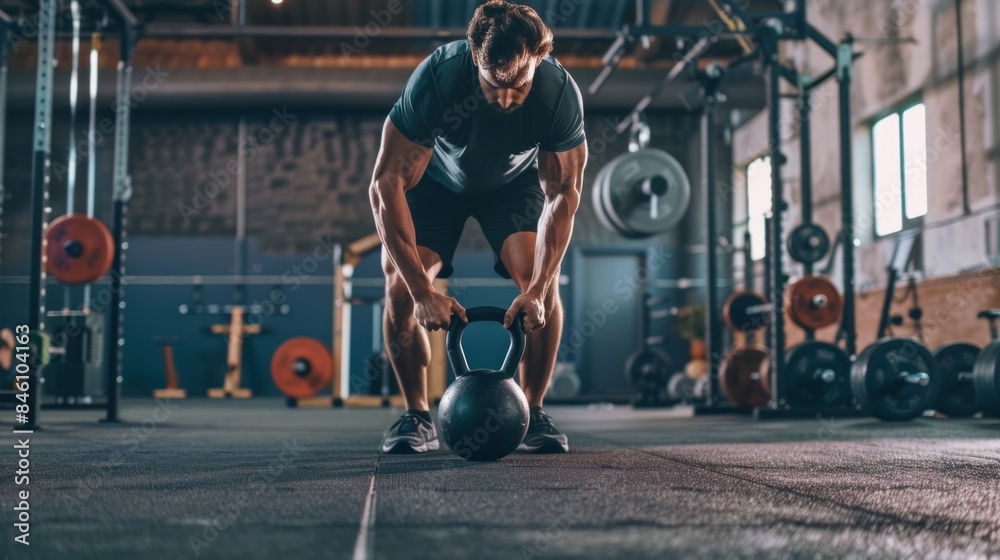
top-left (474, 56), bottom-right (538, 114)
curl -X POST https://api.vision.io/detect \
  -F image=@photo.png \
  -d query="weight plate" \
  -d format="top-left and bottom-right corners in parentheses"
top-left (719, 345), bottom-right (770, 407)
top-left (933, 342), bottom-right (981, 417)
top-left (787, 223), bottom-right (830, 265)
top-left (722, 291), bottom-right (771, 332)
top-left (784, 275), bottom-right (844, 331)
top-left (548, 363), bottom-right (581, 399)
top-left (684, 358), bottom-right (709, 380)
top-left (593, 148), bottom-right (691, 238)
top-left (972, 341), bottom-right (1000, 415)
top-left (850, 338), bottom-right (939, 421)
top-left (270, 337), bottom-right (332, 399)
top-left (44, 214), bottom-right (115, 284)
top-left (666, 372), bottom-right (690, 401)
top-left (625, 347), bottom-right (672, 397)
top-left (0, 328), bottom-right (13, 371)
top-left (785, 341), bottom-right (852, 408)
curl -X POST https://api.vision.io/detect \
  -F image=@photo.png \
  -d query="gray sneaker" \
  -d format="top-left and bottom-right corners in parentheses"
top-left (518, 408), bottom-right (569, 453)
top-left (381, 411), bottom-right (440, 454)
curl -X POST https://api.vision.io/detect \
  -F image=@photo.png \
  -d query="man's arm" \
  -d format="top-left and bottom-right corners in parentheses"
top-left (369, 118), bottom-right (466, 330)
top-left (503, 142), bottom-right (588, 331)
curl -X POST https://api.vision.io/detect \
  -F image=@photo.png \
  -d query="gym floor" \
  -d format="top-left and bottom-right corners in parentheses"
top-left (12, 400), bottom-right (1000, 560)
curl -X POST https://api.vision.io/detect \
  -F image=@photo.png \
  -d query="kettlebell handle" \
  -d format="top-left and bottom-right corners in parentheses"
top-left (446, 306), bottom-right (525, 379)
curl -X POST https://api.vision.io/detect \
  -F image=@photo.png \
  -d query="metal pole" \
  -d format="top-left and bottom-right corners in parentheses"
top-left (798, 74), bottom-right (815, 341)
top-left (103, 25), bottom-right (135, 423)
top-left (25, 0), bottom-right (57, 430)
top-left (702, 65), bottom-right (724, 407)
top-left (955, 0), bottom-right (970, 215)
top-left (837, 37), bottom-right (857, 356)
top-left (64, 0), bottom-right (81, 313)
top-left (0, 20), bottom-right (9, 306)
top-left (83, 32), bottom-right (100, 310)
top-left (763, 26), bottom-right (786, 408)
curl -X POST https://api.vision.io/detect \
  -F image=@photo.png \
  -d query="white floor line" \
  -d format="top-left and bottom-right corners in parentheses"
top-left (352, 457), bottom-right (380, 560)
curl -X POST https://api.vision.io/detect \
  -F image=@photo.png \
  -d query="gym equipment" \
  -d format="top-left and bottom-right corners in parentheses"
top-left (152, 336), bottom-right (186, 399)
top-left (438, 307), bottom-right (529, 461)
top-left (932, 342), bottom-right (980, 417)
top-left (208, 307), bottom-right (259, 399)
top-left (44, 214), bottom-right (115, 284)
top-left (667, 371), bottom-right (707, 403)
top-left (719, 345), bottom-right (771, 408)
top-left (972, 310), bottom-right (1000, 415)
top-left (684, 358), bottom-right (708, 379)
top-left (625, 347), bottom-right (672, 404)
top-left (271, 337), bottom-right (333, 399)
top-left (784, 341), bottom-right (852, 408)
top-left (547, 362), bottom-right (581, 400)
top-left (0, 328), bottom-right (13, 371)
top-left (327, 233), bottom-right (448, 409)
top-left (46, 311), bottom-right (104, 406)
top-left (784, 275), bottom-right (843, 331)
top-left (851, 338), bottom-right (940, 421)
top-left (592, 148), bottom-right (691, 238)
top-left (786, 223), bottom-right (830, 265)
top-left (722, 291), bottom-right (771, 332)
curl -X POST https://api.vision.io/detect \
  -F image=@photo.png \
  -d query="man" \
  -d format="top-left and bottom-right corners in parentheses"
top-left (370, 0), bottom-right (587, 454)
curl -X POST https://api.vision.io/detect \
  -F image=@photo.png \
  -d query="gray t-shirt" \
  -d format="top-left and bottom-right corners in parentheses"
top-left (389, 40), bottom-right (586, 194)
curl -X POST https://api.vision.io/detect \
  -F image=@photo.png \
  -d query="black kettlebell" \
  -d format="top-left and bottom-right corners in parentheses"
top-left (437, 306), bottom-right (529, 461)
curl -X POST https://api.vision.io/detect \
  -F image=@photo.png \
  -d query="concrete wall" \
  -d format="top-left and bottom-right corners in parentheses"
top-left (731, 0), bottom-right (1000, 331)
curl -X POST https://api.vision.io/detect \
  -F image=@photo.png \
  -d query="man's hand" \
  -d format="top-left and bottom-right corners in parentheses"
top-left (504, 291), bottom-right (545, 334)
top-left (413, 290), bottom-right (468, 331)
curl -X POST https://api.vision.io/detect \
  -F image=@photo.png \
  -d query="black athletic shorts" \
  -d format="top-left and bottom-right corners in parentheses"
top-left (406, 171), bottom-right (545, 279)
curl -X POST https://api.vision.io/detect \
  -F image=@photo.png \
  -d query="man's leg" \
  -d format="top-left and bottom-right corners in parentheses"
top-left (500, 232), bottom-right (562, 408)
top-left (382, 246), bottom-right (443, 412)
top-left (500, 232), bottom-right (569, 453)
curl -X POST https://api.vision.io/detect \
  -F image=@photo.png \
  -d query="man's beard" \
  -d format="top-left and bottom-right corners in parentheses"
top-left (489, 101), bottom-right (523, 114)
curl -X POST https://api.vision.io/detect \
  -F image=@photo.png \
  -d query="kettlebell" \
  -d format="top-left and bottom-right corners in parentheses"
top-left (437, 306), bottom-right (529, 461)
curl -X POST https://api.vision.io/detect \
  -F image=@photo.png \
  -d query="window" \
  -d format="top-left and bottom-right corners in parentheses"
top-left (873, 102), bottom-right (927, 236)
top-left (746, 156), bottom-right (772, 261)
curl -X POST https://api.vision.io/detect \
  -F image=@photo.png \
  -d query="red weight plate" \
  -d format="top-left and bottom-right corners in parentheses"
top-left (44, 214), bottom-right (115, 284)
top-left (270, 337), bottom-right (332, 399)
top-left (719, 345), bottom-right (771, 407)
top-left (784, 275), bottom-right (844, 331)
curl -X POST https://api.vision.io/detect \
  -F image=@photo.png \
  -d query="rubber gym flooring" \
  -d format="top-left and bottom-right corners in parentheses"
top-left (6, 400), bottom-right (1000, 559)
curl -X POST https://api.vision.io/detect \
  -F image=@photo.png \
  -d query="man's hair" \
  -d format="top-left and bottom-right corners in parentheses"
top-left (467, 0), bottom-right (554, 83)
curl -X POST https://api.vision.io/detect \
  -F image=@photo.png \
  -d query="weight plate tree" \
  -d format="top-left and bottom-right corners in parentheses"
top-left (784, 341), bottom-right (852, 408)
top-left (591, 148), bottom-right (691, 238)
top-left (932, 342), bottom-right (981, 417)
top-left (851, 338), bottom-right (940, 421)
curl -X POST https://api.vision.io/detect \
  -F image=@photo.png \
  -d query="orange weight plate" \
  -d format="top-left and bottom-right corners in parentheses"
top-left (0, 328), bottom-right (13, 371)
top-left (719, 345), bottom-right (771, 407)
top-left (784, 275), bottom-right (844, 331)
top-left (270, 337), bottom-right (332, 399)
top-left (44, 214), bottom-right (115, 284)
